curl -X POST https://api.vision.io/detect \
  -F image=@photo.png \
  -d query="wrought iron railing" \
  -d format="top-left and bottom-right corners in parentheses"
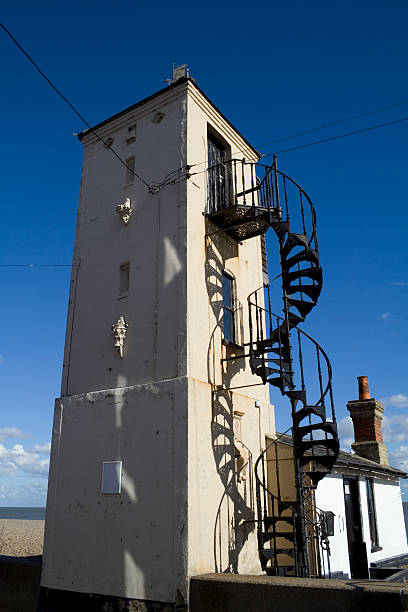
top-left (254, 431), bottom-right (333, 577)
top-left (206, 158), bottom-right (318, 249)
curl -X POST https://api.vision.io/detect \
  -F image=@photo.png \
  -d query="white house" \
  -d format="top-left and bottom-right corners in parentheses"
top-left (315, 376), bottom-right (407, 579)
top-left (270, 376), bottom-right (408, 580)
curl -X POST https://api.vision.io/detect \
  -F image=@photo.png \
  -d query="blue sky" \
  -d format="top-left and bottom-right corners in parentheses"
top-left (1, 1), bottom-right (407, 505)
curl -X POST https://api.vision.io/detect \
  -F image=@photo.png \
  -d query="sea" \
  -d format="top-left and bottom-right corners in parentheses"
top-left (0, 507), bottom-right (46, 520)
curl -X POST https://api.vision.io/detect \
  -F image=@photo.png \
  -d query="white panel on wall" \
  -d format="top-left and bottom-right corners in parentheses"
top-left (102, 461), bottom-right (122, 494)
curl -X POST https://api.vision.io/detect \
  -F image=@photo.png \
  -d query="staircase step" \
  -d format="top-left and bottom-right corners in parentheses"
top-left (297, 439), bottom-right (340, 468)
top-left (261, 548), bottom-right (295, 560)
top-left (271, 220), bottom-right (290, 240)
top-left (293, 404), bottom-right (326, 427)
top-left (266, 358), bottom-right (291, 371)
top-left (287, 298), bottom-right (316, 319)
top-left (285, 265), bottom-right (322, 285)
top-left (283, 248), bottom-right (320, 271)
top-left (287, 312), bottom-right (304, 327)
top-left (286, 283), bottom-right (321, 301)
top-left (281, 233), bottom-right (309, 259)
top-left (295, 420), bottom-right (338, 440)
top-left (265, 515), bottom-right (295, 528)
top-left (286, 390), bottom-right (307, 406)
top-left (262, 531), bottom-right (295, 544)
top-left (305, 470), bottom-right (331, 486)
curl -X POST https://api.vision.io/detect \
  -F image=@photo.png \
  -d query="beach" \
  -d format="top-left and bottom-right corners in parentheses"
top-left (0, 519), bottom-right (44, 557)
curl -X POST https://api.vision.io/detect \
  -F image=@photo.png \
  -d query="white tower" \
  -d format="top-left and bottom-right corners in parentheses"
top-left (40, 77), bottom-right (274, 610)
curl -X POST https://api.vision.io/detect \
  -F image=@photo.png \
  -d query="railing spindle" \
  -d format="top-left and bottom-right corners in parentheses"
top-left (241, 159), bottom-right (246, 206)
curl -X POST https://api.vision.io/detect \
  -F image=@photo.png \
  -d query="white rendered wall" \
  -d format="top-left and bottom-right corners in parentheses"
top-left (316, 471), bottom-right (408, 577)
top-left (185, 82), bottom-right (274, 577)
top-left (43, 79), bottom-right (276, 604)
top-left (360, 477), bottom-right (407, 564)
top-left (42, 379), bottom-right (188, 602)
top-left (315, 473), bottom-right (351, 576)
top-left (61, 86), bottom-right (188, 397)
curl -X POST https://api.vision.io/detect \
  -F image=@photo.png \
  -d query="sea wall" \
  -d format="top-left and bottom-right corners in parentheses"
top-left (189, 573), bottom-right (408, 612)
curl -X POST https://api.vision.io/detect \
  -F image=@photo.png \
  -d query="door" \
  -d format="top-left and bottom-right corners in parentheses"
top-left (207, 134), bottom-right (226, 212)
top-left (343, 477), bottom-right (369, 578)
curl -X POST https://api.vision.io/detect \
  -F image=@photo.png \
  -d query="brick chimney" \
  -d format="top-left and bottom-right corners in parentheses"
top-left (347, 376), bottom-right (389, 465)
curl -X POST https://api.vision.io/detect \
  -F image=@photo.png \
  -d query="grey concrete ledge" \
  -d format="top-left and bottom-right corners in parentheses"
top-left (190, 573), bottom-right (408, 612)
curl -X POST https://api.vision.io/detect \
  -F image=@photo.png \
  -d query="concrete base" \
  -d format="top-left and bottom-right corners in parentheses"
top-left (38, 587), bottom-right (181, 611)
top-left (190, 573), bottom-right (408, 612)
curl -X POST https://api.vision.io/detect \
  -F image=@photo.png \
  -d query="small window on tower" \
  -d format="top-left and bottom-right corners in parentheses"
top-left (119, 262), bottom-right (130, 297)
top-left (125, 156), bottom-right (135, 184)
top-left (222, 271), bottom-right (235, 344)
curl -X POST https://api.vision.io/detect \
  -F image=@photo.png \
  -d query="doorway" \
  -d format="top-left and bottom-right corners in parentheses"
top-left (343, 477), bottom-right (369, 578)
top-left (207, 133), bottom-right (227, 213)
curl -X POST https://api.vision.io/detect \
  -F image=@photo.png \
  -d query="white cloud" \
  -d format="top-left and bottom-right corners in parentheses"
top-left (0, 482), bottom-right (47, 501)
top-left (379, 312), bottom-right (399, 323)
top-left (383, 414), bottom-right (408, 444)
top-left (0, 443), bottom-right (49, 477)
top-left (389, 445), bottom-right (408, 473)
top-left (0, 427), bottom-right (30, 443)
top-left (380, 394), bottom-right (408, 409)
top-left (337, 416), bottom-right (354, 451)
top-left (31, 442), bottom-right (51, 454)
top-left (392, 281), bottom-right (408, 287)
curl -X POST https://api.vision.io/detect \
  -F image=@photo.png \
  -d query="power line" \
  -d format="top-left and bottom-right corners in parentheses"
top-left (0, 264), bottom-right (73, 267)
top-left (256, 97), bottom-right (408, 148)
top-left (263, 113), bottom-right (408, 157)
top-left (187, 110), bottom-right (408, 176)
top-left (0, 21), bottom-right (152, 190)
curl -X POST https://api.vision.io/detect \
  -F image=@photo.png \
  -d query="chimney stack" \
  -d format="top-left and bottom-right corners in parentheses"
top-left (347, 376), bottom-right (388, 465)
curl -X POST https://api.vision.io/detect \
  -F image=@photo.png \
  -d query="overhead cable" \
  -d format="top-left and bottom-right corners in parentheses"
top-left (256, 97), bottom-right (408, 148)
top-left (0, 21), bottom-right (153, 189)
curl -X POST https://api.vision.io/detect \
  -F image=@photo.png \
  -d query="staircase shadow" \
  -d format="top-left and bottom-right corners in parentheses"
top-left (205, 229), bottom-right (255, 574)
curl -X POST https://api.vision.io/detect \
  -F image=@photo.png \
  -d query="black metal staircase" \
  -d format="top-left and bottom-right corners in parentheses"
top-left (205, 156), bottom-right (340, 577)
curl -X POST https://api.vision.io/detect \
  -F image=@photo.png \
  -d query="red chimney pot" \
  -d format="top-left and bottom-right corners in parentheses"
top-left (357, 375), bottom-right (370, 400)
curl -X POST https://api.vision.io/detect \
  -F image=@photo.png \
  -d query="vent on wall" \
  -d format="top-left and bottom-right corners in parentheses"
top-left (101, 461), bottom-right (122, 494)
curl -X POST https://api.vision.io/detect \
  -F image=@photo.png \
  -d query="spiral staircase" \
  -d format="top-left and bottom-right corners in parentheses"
top-left (205, 157), bottom-right (340, 577)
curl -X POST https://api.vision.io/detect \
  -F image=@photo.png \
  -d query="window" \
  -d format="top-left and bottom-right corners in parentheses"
top-left (125, 156), bottom-right (135, 184)
top-left (366, 478), bottom-right (380, 551)
top-left (322, 510), bottom-right (335, 537)
top-left (222, 271), bottom-right (235, 344)
top-left (119, 262), bottom-right (130, 297)
top-left (126, 124), bottom-right (136, 145)
top-left (207, 132), bottom-right (227, 212)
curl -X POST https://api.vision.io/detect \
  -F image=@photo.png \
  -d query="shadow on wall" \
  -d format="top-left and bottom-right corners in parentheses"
top-left (42, 217), bottom-right (188, 611)
top-left (205, 228), bottom-right (255, 573)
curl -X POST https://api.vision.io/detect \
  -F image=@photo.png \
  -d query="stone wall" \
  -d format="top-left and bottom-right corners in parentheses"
top-left (190, 573), bottom-right (408, 612)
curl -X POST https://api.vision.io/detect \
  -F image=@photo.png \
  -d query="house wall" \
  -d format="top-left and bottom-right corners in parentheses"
top-left (361, 477), bottom-right (407, 565)
top-left (314, 473), bottom-right (351, 576)
top-left (315, 470), bottom-right (407, 577)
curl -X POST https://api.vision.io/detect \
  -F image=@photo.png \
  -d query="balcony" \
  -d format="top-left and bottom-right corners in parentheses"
top-left (205, 159), bottom-right (282, 241)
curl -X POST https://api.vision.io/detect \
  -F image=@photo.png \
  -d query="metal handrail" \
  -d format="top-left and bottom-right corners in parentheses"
top-left (247, 286), bottom-right (334, 418)
top-left (254, 432), bottom-right (332, 577)
top-left (206, 158), bottom-right (318, 250)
